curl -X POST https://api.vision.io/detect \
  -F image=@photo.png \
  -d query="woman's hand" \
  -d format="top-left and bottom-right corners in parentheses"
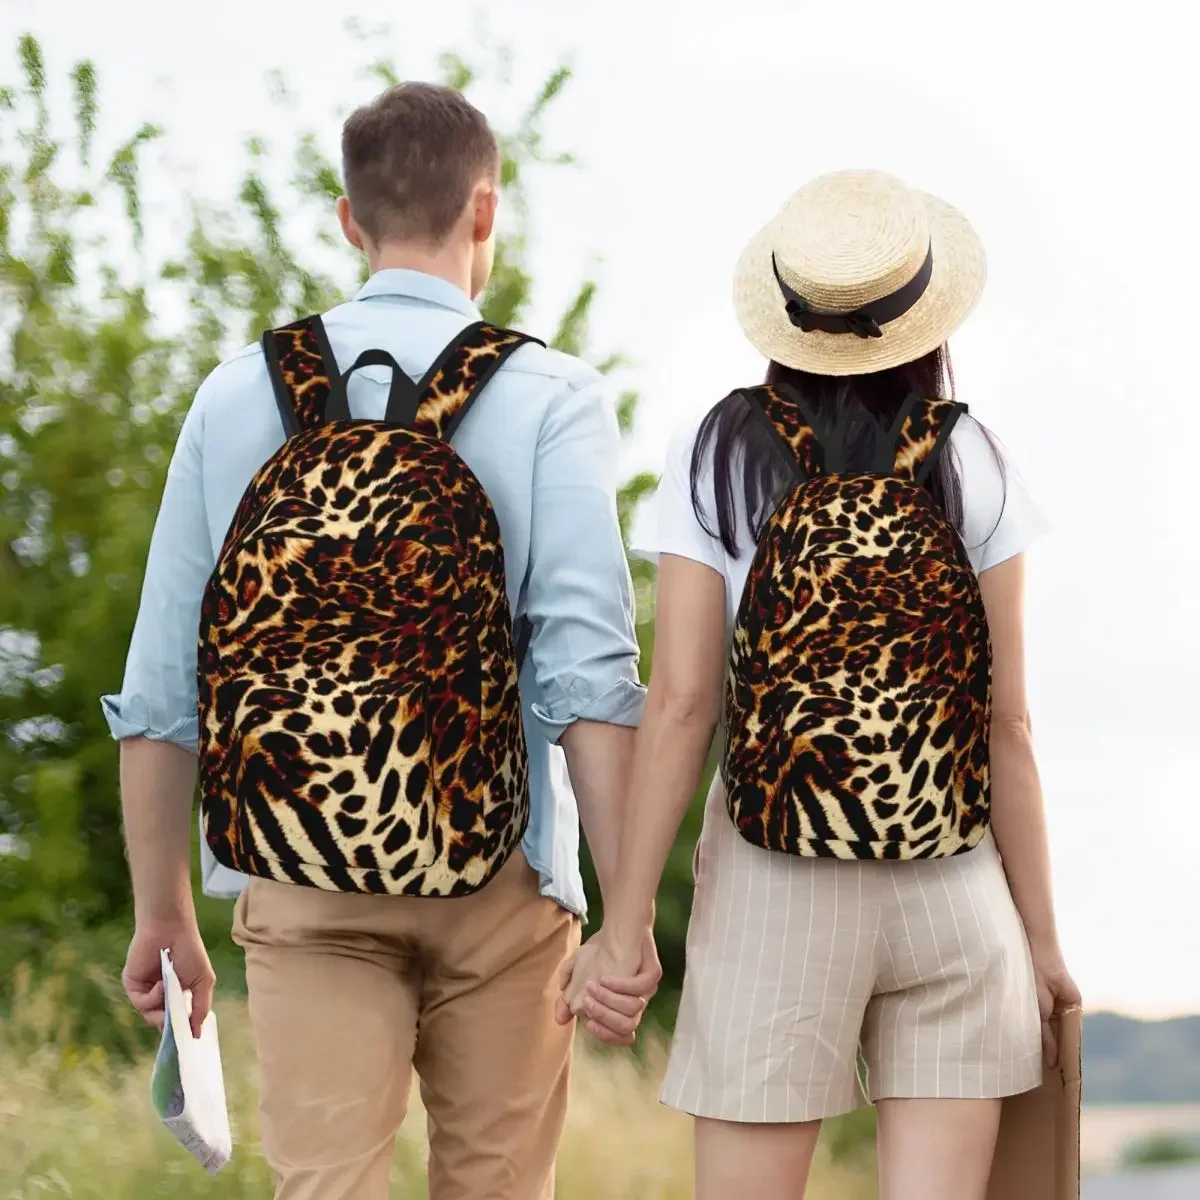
top-left (1030, 942), bottom-right (1081, 1066)
top-left (555, 926), bottom-right (660, 1046)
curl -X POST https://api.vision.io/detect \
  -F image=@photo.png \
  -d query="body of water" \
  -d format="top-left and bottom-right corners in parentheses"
top-left (1081, 1105), bottom-right (1200, 1172)
top-left (1085, 1164), bottom-right (1200, 1199)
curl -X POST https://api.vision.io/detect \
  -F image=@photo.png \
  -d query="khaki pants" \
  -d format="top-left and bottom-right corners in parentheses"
top-left (232, 851), bottom-right (581, 1200)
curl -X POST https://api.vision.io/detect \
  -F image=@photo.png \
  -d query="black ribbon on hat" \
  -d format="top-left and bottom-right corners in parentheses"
top-left (771, 243), bottom-right (935, 339)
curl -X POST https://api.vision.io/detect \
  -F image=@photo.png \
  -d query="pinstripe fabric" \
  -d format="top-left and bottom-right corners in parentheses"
top-left (661, 778), bottom-right (1043, 1123)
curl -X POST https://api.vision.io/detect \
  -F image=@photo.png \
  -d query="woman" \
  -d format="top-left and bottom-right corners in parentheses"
top-left (562, 170), bottom-right (1080, 1200)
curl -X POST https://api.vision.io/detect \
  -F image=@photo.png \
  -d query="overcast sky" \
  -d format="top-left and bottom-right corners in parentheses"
top-left (3, 0), bottom-right (1196, 1017)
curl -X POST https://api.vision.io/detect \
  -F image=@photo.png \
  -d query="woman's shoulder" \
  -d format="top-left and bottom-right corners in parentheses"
top-left (664, 407), bottom-right (711, 464)
top-left (948, 412), bottom-right (1050, 573)
top-left (660, 406), bottom-right (725, 510)
top-left (948, 411), bottom-right (1007, 509)
top-left (631, 406), bottom-right (729, 573)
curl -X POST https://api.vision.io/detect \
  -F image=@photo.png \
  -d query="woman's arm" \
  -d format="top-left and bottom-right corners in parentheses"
top-left (561, 552), bottom-right (727, 1009)
top-left (979, 554), bottom-right (1056, 941)
top-left (979, 553), bottom-right (1081, 1060)
top-left (605, 552), bottom-right (727, 951)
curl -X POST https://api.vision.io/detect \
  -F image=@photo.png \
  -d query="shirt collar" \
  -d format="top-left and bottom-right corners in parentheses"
top-left (354, 268), bottom-right (481, 319)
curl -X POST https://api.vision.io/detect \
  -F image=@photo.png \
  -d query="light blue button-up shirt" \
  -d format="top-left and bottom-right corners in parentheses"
top-left (101, 269), bottom-right (645, 917)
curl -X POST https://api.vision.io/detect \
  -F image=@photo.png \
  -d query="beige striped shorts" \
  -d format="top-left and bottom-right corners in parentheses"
top-left (661, 778), bottom-right (1043, 1123)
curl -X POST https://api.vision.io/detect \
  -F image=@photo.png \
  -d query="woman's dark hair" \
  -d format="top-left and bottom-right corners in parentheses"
top-left (690, 345), bottom-right (1005, 557)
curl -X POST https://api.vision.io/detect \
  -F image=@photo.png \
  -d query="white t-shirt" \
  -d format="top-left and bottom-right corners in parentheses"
top-left (634, 409), bottom-right (1049, 625)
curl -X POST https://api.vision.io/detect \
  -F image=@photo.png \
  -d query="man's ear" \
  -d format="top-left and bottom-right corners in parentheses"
top-left (472, 180), bottom-right (498, 246)
top-left (337, 195), bottom-right (366, 252)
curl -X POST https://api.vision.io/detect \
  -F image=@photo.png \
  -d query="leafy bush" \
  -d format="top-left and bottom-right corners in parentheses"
top-left (1, 27), bottom-right (705, 1046)
top-left (1120, 1130), bottom-right (1200, 1170)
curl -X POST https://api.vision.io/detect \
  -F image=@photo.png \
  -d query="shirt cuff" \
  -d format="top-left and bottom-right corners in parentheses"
top-left (100, 695), bottom-right (199, 753)
top-left (530, 676), bottom-right (646, 743)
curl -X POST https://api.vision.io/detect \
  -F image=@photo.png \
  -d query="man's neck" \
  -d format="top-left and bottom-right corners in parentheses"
top-left (367, 242), bottom-right (474, 300)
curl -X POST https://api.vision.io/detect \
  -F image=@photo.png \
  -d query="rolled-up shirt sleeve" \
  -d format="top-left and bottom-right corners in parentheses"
top-left (524, 372), bottom-right (646, 742)
top-left (100, 390), bottom-right (215, 752)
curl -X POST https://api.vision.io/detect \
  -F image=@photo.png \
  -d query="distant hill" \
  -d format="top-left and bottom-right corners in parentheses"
top-left (1085, 1013), bottom-right (1200, 1104)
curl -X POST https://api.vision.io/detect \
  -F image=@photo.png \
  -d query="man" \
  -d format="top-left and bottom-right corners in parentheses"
top-left (105, 81), bottom-right (659, 1199)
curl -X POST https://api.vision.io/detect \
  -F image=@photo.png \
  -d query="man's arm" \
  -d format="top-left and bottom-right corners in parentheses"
top-left (558, 720), bottom-right (634, 902)
top-left (522, 370), bottom-right (661, 1042)
top-left (119, 738), bottom-right (214, 1038)
top-left (122, 739), bottom-right (197, 929)
top-left (105, 396), bottom-right (218, 1037)
top-left (523, 370), bottom-right (646, 906)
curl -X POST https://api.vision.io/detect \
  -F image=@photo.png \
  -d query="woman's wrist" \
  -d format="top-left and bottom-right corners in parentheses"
top-left (1024, 924), bottom-right (1063, 960)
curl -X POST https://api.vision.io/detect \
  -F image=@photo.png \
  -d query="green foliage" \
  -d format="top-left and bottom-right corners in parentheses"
top-left (1120, 1130), bottom-right (1200, 1170)
top-left (0, 31), bottom-right (676, 1044)
top-left (822, 1105), bottom-right (878, 1165)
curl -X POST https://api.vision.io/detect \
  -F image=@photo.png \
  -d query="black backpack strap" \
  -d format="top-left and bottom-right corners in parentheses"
top-left (514, 615), bottom-right (532, 674)
top-left (409, 322), bottom-right (543, 442)
top-left (892, 397), bottom-right (968, 485)
top-left (739, 384), bottom-right (826, 482)
top-left (262, 315), bottom-right (351, 438)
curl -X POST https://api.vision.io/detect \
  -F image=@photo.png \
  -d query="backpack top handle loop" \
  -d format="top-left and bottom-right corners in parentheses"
top-left (340, 348), bottom-right (422, 428)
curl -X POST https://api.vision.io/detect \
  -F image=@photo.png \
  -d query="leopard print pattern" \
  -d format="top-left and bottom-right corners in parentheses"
top-left (198, 320), bottom-right (532, 896)
top-left (413, 323), bottom-right (533, 440)
top-left (267, 324), bottom-right (331, 430)
top-left (723, 394), bottom-right (992, 860)
top-left (892, 396), bottom-right (949, 481)
top-left (744, 385), bottom-right (824, 478)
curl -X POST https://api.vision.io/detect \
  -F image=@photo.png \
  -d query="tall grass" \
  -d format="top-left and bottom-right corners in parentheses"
top-left (0, 966), bottom-right (876, 1198)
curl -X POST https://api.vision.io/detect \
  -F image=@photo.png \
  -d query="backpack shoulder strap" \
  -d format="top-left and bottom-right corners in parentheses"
top-left (738, 384), bottom-right (826, 481)
top-left (890, 396), bottom-right (968, 485)
top-left (261, 315), bottom-right (350, 438)
top-left (409, 322), bottom-right (544, 442)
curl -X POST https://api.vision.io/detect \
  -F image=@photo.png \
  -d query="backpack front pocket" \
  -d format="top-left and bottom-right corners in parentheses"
top-left (201, 532), bottom-right (478, 889)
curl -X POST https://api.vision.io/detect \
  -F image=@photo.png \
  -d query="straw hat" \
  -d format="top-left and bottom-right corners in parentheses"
top-left (733, 170), bottom-right (986, 376)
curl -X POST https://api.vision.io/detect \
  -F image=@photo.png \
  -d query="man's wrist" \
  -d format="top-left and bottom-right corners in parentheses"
top-left (606, 908), bottom-right (652, 956)
top-left (134, 888), bottom-right (197, 932)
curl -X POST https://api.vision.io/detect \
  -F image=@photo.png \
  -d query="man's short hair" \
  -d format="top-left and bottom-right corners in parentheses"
top-left (341, 81), bottom-right (499, 245)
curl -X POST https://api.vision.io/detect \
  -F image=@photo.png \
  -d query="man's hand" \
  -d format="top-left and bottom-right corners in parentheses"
top-left (123, 919), bottom-right (215, 1040)
top-left (555, 926), bottom-right (661, 1047)
top-left (118, 738), bottom-right (210, 1037)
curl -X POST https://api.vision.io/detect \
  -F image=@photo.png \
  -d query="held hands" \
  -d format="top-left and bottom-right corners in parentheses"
top-left (555, 926), bottom-right (662, 1047)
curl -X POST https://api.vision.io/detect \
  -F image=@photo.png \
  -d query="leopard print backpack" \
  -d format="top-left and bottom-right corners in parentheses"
top-left (722, 384), bottom-right (992, 861)
top-left (197, 316), bottom-right (541, 897)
